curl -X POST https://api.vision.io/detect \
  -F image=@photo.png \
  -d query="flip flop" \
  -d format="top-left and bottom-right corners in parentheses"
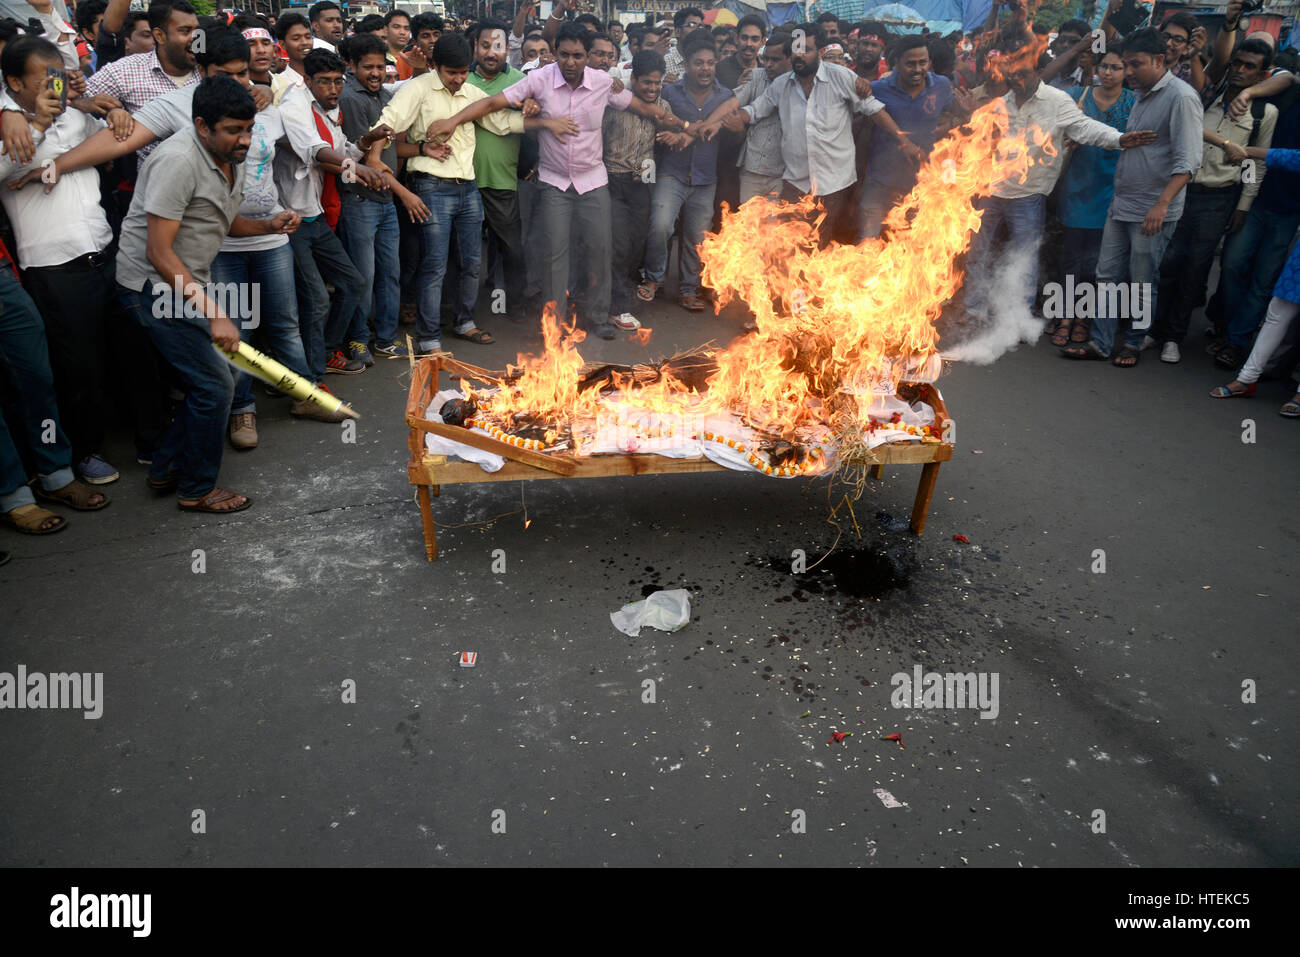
top-left (636, 281), bottom-right (659, 302)
top-left (1061, 342), bottom-right (1106, 360)
top-left (1112, 346), bottom-right (1140, 367)
top-left (1209, 383), bottom-right (1256, 398)
top-left (454, 328), bottom-right (494, 345)
top-left (178, 488), bottom-right (252, 514)
top-left (1279, 399), bottom-right (1300, 418)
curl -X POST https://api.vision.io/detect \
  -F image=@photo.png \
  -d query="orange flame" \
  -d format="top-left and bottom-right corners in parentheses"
top-left (471, 105), bottom-right (1034, 448)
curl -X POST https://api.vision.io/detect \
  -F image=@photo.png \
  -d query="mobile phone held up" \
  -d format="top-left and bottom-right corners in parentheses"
top-left (46, 66), bottom-right (67, 111)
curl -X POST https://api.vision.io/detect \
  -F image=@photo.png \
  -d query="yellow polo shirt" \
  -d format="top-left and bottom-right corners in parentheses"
top-left (371, 71), bottom-right (524, 180)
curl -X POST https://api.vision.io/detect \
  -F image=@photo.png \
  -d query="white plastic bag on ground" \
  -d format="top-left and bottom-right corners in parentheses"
top-left (610, 589), bottom-right (692, 637)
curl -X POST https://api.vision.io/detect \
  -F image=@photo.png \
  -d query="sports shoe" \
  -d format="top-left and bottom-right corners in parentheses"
top-left (1140, 335), bottom-right (1158, 351)
top-left (610, 312), bottom-right (641, 330)
top-left (228, 412), bottom-right (258, 449)
top-left (326, 350), bottom-right (365, 374)
top-left (372, 341), bottom-right (411, 358)
top-left (76, 453), bottom-right (119, 485)
top-left (291, 398), bottom-right (349, 422)
top-left (1160, 342), bottom-right (1181, 364)
top-left (347, 340), bottom-right (375, 367)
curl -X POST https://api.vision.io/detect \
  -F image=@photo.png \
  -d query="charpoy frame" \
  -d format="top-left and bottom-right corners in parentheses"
top-left (405, 355), bottom-right (954, 561)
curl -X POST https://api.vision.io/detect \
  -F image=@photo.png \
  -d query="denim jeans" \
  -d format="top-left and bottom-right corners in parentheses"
top-left (538, 181), bottom-right (612, 324)
top-left (0, 267), bottom-right (74, 512)
top-left (412, 176), bottom-right (483, 346)
top-left (644, 176), bottom-right (715, 298)
top-left (212, 242), bottom-right (309, 413)
top-left (1211, 205), bottom-right (1300, 351)
top-left (289, 215), bottom-right (365, 380)
top-left (1153, 185), bottom-right (1238, 344)
top-left (1087, 216), bottom-right (1177, 355)
top-left (964, 193), bottom-right (1047, 315)
top-left (337, 193), bottom-right (401, 348)
top-left (857, 176), bottom-right (906, 241)
top-left (117, 283), bottom-right (234, 501)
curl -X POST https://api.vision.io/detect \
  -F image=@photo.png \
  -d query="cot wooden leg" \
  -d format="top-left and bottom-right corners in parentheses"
top-left (417, 484), bottom-right (438, 561)
top-left (868, 464), bottom-right (883, 479)
top-left (433, 484), bottom-right (440, 497)
top-left (909, 462), bottom-right (941, 536)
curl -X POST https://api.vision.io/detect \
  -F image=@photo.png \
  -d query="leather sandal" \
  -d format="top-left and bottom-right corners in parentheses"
top-left (1, 503), bottom-right (67, 535)
top-left (178, 488), bottom-right (252, 514)
top-left (34, 479), bottom-right (109, 511)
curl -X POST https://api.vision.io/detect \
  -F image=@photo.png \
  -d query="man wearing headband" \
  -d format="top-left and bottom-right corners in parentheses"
top-left (850, 21), bottom-right (889, 81)
top-left (820, 42), bottom-right (846, 66)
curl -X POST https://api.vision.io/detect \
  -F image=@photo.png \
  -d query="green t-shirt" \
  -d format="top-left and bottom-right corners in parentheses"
top-left (466, 66), bottom-right (525, 191)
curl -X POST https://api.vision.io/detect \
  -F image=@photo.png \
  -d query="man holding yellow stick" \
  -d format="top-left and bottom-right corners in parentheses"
top-left (114, 77), bottom-right (294, 514)
top-left (217, 341), bottom-right (359, 420)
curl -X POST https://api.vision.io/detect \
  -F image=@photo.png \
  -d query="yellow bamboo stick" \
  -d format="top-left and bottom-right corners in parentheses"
top-left (214, 341), bottom-right (359, 420)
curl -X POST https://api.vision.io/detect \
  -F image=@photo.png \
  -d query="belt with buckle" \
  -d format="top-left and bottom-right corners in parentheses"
top-left (43, 249), bottom-right (111, 272)
top-left (410, 171), bottom-right (472, 185)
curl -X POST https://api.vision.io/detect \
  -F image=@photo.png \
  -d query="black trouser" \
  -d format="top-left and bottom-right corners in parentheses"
top-left (24, 250), bottom-right (170, 461)
top-left (712, 130), bottom-right (742, 233)
top-left (1154, 183), bottom-right (1240, 344)
top-left (479, 186), bottom-right (526, 312)
top-left (781, 181), bottom-right (856, 247)
top-left (608, 172), bottom-right (652, 316)
top-left (22, 252), bottom-right (115, 461)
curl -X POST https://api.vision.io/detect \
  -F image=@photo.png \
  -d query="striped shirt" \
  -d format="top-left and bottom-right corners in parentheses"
top-left (603, 95), bottom-right (665, 176)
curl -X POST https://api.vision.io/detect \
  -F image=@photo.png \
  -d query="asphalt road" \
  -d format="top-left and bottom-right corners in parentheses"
top-left (1, 294), bottom-right (1295, 867)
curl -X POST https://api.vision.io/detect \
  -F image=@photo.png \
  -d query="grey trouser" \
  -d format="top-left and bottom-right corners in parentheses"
top-left (538, 181), bottom-right (612, 325)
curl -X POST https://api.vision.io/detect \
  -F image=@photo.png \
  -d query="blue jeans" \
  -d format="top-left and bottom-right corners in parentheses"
top-left (1215, 205), bottom-right (1300, 351)
top-left (1089, 216), bottom-right (1177, 356)
top-left (289, 215), bottom-right (365, 380)
top-left (964, 194), bottom-right (1046, 315)
top-left (412, 176), bottom-right (483, 347)
top-left (212, 242), bottom-right (308, 413)
top-left (338, 193), bottom-right (401, 348)
top-left (0, 267), bottom-right (74, 512)
top-left (644, 176), bottom-right (715, 298)
top-left (117, 283), bottom-right (234, 501)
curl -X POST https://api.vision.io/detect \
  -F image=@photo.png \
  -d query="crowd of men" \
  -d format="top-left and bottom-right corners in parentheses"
top-left (0, 0), bottom-right (1297, 550)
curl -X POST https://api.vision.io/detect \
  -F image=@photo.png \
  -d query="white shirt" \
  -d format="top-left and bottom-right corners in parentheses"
top-left (742, 61), bottom-right (884, 196)
top-left (0, 110), bottom-right (112, 267)
top-left (990, 82), bottom-right (1123, 199)
top-left (272, 68), bottom-right (306, 106)
top-left (312, 36), bottom-right (338, 53)
top-left (275, 85), bottom-right (361, 219)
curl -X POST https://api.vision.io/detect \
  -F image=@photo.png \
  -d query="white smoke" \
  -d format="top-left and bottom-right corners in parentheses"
top-left (941, 244), bottom-right (1044, 365)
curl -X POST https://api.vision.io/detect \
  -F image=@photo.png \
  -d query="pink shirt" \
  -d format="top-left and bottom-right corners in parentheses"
top-left (503, 63), bottom-right (634, 194)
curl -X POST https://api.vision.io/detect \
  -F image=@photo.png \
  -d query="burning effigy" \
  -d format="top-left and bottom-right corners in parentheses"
top-left (424, 104), bottom-right (1034, 479)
